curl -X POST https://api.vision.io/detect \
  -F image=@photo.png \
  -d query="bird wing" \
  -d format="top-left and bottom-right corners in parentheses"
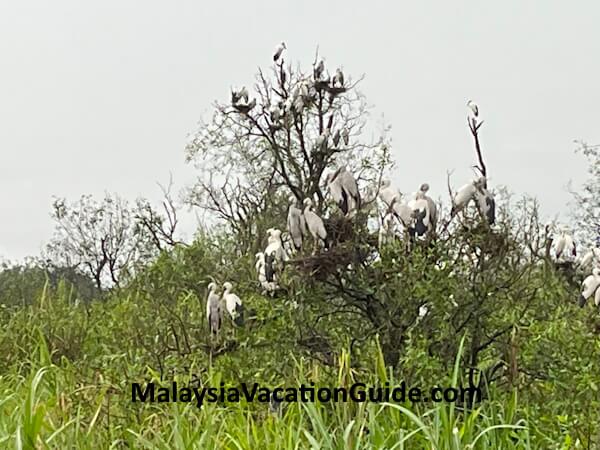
top-left (454, 184), bottom-right (476, 209)
top-left (341, 170), bottom-right (360, 200)
top-left (328, 178), bottom-right (344, 205)
top-left (287, 207), bottom-right (303, 248)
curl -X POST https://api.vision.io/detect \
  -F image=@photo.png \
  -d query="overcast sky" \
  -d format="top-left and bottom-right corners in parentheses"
top-left (1, 1), bottom-right (598, 261)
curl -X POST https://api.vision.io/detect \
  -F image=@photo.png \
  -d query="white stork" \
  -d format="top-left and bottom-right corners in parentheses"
top-left (223, 282), bottom-right (244, 326)
top-left (314, 59), bottom-right (325, 80)
top-left (378, 179), bottom-right (401, 209)
top-left (206, 282), bottom-right (222, 336)
top-left (451, 179), bottom-right (478, 215)
top-left (390, 196), bottom-right (415, 231)
top-left (579, 268), bottom-right (600, 307)
top-left (580, 248), bottom-right (600, 269)
top-left (410, 191), bottom-right (432, 237)
top-left (255, 252), bottom-right (277, 292)
top-left (273, 42), bottom-right (286, 62)
top-left (418, 183), bottom-right (437, 229)
top-left (333, 68), bottom-right (344, 87)
top-left (303, 198), bottom-right (328, 248)
top-left (287, 197), bottom-right (306, 251)
top-left (467, 100), bottom-right (479, 118)
top-left (325, 167), bottom-right (360, 216)
top-left (554, 227), bottom-right (577, 262)
top-left (474, 185), bottom-right (496, 225)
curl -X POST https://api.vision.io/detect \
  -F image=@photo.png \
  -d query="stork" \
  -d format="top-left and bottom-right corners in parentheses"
top-left (474, 185), bottom-right (496, 225)
top-left (326, 167), bottom-right (360, 216)
top-left (554, 226), bottom-right (577, 261)
top-left (418, 183), bottom-right (437, 229)
top-left (378, 179), bottom-right (401, 209)
top-left (332, 129), bottom-right (341, 147)
top-left (333, 68), bottom-right (344, 87)
top-left (410, 191), bottom-right (431, 237)
top-left (314, 59), bottom-right (325, 80)
top-left (255, 252), bottom-right (277, 292)
top-left (287, 197), bottom-right (306, 251)
top-left (467, 100), bottom-right (479, 118)
top-left (451, 179), bottom-right (478, 215)
top-left (223, 282), bottom-right (244, 326)
top-left (273, 42), bottom-right (286, 62)
top-left (303, 198), bottom-right (328, 249)
top-left (579, 268), bottom-right (600, 307)
top-left (580, 248), bottom-right (600, 269)
top-left (206, 282), bottom-right (222, 336)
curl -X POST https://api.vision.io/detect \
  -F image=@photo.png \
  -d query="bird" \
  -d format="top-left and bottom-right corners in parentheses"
top-left (451, 179), bottom-right (478, 215)
top-left (580, 248), bottom-right (600, 269)
top-left (265, 228), bottom-right (287, 261)
top-left (238, 87), bottom-right (249, 104)
top-left (410, 192), bottom-right (431, 237)
top-left (314, 59), bottom-right (325, 80)
top-left (467, 100), bottom-right (479, 118)
top-left (326, 167), bottom-right (360, 216)
top-left (273, 42), bottom-right (286, 62)
top-left (378, 179), bottom-right (401, 209)
top-left (333, 68), bottom-right (344, 87)
top-left (303, 198), bottom-right (328, 248)
top-left (554, 227), bottom-right (577, 261)
top-left (206, 282), bottom-right (222, 336)
top-left (255, 252), bottom-right (277, 292)
top-left (474, 185), bottom-right (496, 225)
top-left (389, 196), bottom-right (414, 230)
top-left (287, 197), bottom-right (306, 251)
top-left (418, 183), bottom-right (437, 229)
top-left (223, 282), bottom-right (244, 326)
top-left (578, 268), bottom-right (600, 307)
top-left (315, 129), bottom-right (329, 150)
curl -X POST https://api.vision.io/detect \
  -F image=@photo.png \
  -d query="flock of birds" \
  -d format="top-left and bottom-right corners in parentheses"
top-left (205, 43), bottom-right (600, 338)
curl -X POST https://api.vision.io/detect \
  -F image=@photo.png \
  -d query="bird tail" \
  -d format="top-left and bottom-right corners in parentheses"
top-left (578, 295), bottom-right (587, 308)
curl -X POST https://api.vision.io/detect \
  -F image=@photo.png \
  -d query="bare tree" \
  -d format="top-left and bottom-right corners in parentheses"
top-left (47, 194), bottom-right (156, 290)
top-left (185, 48), bottom-right (392, 251)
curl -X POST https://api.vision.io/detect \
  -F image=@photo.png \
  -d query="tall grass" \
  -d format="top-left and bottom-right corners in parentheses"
top-left (0, 326), bottom-right (535, 449)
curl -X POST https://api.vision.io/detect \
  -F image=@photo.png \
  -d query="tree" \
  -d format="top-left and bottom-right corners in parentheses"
top-left (47, 193), bottom-right (156, 290)
top-left (570, 141), bottom-right (600, 248)
top-left (185, 49), bottom-right (392, 252)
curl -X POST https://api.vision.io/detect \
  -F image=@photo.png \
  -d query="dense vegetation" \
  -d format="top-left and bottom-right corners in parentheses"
top-left (1, 49), bottom-right (599, 449)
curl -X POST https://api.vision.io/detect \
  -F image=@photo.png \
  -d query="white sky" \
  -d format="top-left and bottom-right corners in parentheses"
top-left (1, 1), bottom-right (598, 260)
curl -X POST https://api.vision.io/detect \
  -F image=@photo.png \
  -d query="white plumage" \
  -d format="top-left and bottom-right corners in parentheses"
top-left (378, 213), bottom-right (398, 248)
top-left (303, 198), bottom-right (327, 247)
top-left (206, 282), bottom-right (222, 336)
top-left (223, 282), bottom-right (243, 325)
top-left (418, 183), bottom-right (437, 229)
top-left (474, 186), bottom-right (496, 225)
top-left (378, 179), bottom-right (401, 209)
top-left (287, 197), bottom-right (306, 250)
top-left (580, 248), bottom-right (600, 269)
top-left (452, 180), bottom-right (478, 214)
top-left (579, 268), bottom-right (600, 307)
top-left (273, 42), bottom-right (286, 61)
top-left (467, 100), bottom-right (479, 118)
top-left (554, 227), bottom-right (576, 261)
top-left (326, 167), bottom-right (360, 215)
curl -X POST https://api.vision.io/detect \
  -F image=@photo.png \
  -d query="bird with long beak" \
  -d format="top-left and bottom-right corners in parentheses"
top-left (206, 282), bottom-right (222, 336)
top-left (303, 198), bottom-right (328, 249)
top-left (467, 100), bottom-right (479, 118)
top-left (223, 282), bottom-right (244, 326)
top-left (273, 42), bottom-right (286, 62)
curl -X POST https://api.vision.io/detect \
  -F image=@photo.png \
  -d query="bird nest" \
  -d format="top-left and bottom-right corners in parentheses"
top-left (287, 246), bottom-right (357, 280)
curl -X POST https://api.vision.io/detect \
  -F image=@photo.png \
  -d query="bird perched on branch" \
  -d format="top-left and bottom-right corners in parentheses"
top-left (467, 100), bottom-right (479, 118)
top-left (314, 59), bottom-right (325, 80)
top-left (554, 226), bottom-right (577, 262)
top-left (273, 42), bottom-right (286, 62)
top-left (579, 267), bottom-right (600, 307)
top-left (580, 248), bottom-right (600, 269)
top-left (333, 68), bottom-right (344, 87)
top-left (303, 198), bottom-right (328, 249)
top-left (255, 252), bottom-right (278, 293)
top-left (325, 167), bottom-right (360, 216)
top-left (378, 179), bottom-right (401, 209)
top-left (451, 179), bottom-right (479, 215)
top-left (474, 184), bottom-right (496, 225)
top-left (287, 197), bottom-right (306, 251)
top-left (223, 282), bottom-right (244, 326)
top-left (417, 183), bottom-right (437, 230)
top-left (206, 282), bottom-right (222, 336)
